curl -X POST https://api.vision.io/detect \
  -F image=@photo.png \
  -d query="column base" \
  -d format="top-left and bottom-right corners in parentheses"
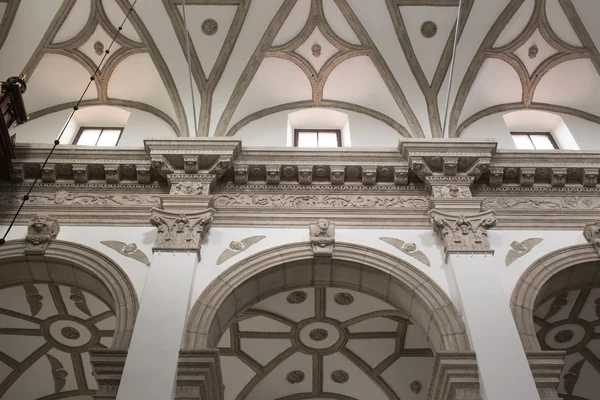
top-left (175, 350), bottom-right (224, 400)
top-left (89, 349), bottom-right (127, 400)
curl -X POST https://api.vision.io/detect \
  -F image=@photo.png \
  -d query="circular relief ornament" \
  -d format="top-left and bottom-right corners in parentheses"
top-left (331, 370), bottom-right (349, 383)
top-left (287, 291), bottom-right (307, 304)
top-left (61, 326), bottom-right (81, 340)
top-left (201, 19), bottom-right (218, 36)
top-left (334, 292), bottom-right (354, 305)
top-left (346, 166), bottom-right (360, 179)
top-left (287, 370), bottom-right (305, 384)
top-left (283, 166), bottom-right (295, 178)
top-left (309, 328), bottom-right (328, 341)
top-left (315, 167), bottom-right (328, 178)
top-left (421, 21), bottom-right (438, 38)
top-left (555, 329), bottom-right (574, 343)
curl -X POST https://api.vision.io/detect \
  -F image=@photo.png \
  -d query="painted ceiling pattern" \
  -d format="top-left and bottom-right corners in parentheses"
top-left (1, 0), bottom-right (599, 138)
top-left (534, 284), bottom-right (600, 400)
top-left (0, 283), bottom-right (116, 400)
top-left (217, 287), bottom-right (434, 400)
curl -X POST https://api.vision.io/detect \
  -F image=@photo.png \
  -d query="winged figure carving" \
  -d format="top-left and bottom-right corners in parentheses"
top-left (505, 238), bottom-right (543, 266)
top-left (46, 354), bottom-right (68, 393)
top-left (23, 284), bottom-right (43, 316)
top-left (379, 237), bottom-right (430, 267)
top-left (101, 241), bottom-right (150, 266)
top-left (216, 236), bottom-right (266, 265)
top-left (69, 287), bottom-right (92, 317)
top-left (563, 359), bottom-right (585, 394)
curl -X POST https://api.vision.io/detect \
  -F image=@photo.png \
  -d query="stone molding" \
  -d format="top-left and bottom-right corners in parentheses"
top-left (175, 350), bottom-right (224, 400)
top-left (150, 208), bottom-right (213, 254)
top-left (429, 210), bottom-right (497, 257)
top-left (25, 214), bottom-right (59, 255)
top-left (527, 351), bottom-right (565, 400)
top-left (0, 240), bottom-right (138, 349)
top-left (426, 352), bottom-right (481, 400)
top-left (89, 349), bottom-right (127, 400)
top-left (184, 242), bottom-right (469, 354)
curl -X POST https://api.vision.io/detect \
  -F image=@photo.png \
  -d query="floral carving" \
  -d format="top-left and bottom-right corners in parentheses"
top-left (25, 214), bottom-right (60, 254)
top-left (429, 210), bottom-right (497, 255)
top-left (212, 194), bottom-right (430, 209)
top-left (0, 190), bottom-right (161, 206)
top-left (310, 218), bottom-right (335, 257)
top-left (150, 208), bottom-right (213, 252)
top-left (482, 197), bottom-right (600, 210)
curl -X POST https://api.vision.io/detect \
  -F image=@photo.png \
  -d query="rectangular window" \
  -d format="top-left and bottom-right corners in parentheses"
top-left (74, 127), bottom-right (123, 147)
top-left (294, 129), bottom-right (341, 148)
top-left (511, 132), bottom-right (558, 150)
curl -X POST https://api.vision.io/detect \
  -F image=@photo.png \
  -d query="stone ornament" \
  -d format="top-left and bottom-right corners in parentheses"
top-left (528, 44), bottom-right (538, 59)
top-left (201, 18), bottom-right (218, 35)
top-left (286, 370), bottom-right (305, 384)
top-left (101, 241), bottom-right (151, 266)
top-left (216, 235), bottom-right (266, 265)
top-left (25, 214), bottom-right (60, 254)
top-left (431, 184), bottom-right (471, 198)
top-left (47, 354), bottom-right (68, 393)
top-left (429, 210), bottom-right (497, 255)
top-left (410, 380), bottom-right (422, 394)
top-left (312, 43), bottom-right (321, 57)
top-left (286, 291), bottom-right (307, 304)
top-left (421, 21), bottom-right (437, 38)
top-left (333, 292), bottom-right (353, 305)
top-left (94, 41), bottom-right (104, 56)
top-left (310, 218), bottom-right (335, 257)
top-left (24, 284), bottom-right (43, 316)
top-left (309, 328), bottom-right (328, 341)
top-left (149, 208), bottom-right (214, 253)
top-left (583, 220), bottom-right (600, 257)
top-left (70, 287), bottom-right (92, 316)
top-left (212, 194), bottom-right (430, 209)
top-left (504, 238), bottom-right (543, 266)
top-left (331, 370), bottom-right (349, 383)
top-left (170, 181), bottom-right (206, 196)
top-left (379, 237), bottom-right (430, 267)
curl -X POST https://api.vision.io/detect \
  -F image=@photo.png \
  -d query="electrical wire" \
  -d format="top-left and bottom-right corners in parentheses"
top-left (182, 0), bottom-right (199, 136)
top-left (0, 0), bottom-right (139, 245)
top-left (442, 0), bottom-right (463, 138)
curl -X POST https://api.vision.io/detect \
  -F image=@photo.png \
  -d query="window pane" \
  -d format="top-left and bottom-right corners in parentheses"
top-left (297, 131), bottom-right (318, 147)
top-left (317, 131), bottom-right (339, 148)
top-left (76, 129), bottom-right (101, 146)
top-left (97, 129), bottom-right (121, 146)
top-left (512, 134), bottom-right (535, 150)
top-left (529, 134), bottom-right (556, 150)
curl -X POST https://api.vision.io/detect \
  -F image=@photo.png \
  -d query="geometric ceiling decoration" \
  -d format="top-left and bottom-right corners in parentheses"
top-left (0, 283), bottom-right (116, 399)
top-left (217, 287), bottom-right (434, 400)
top-left (387, 0), bottom-right (473, 137)
top-left (533, 269), bottom-right (600, 400)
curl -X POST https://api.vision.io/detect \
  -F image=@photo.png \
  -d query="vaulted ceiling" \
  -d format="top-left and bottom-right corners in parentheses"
top-left (1, 0), bottom-right (599, 139)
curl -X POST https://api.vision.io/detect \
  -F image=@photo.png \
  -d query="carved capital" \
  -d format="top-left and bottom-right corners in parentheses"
top-left (175, 350), bottom-right (224, 400)
top-left (428, 210), bottom-right (497, 256)
top-left (149, 208), bottom-right (214, 253)
top-left (25, 214), bottom-right (60, 255)
top-left (310, 218), bottom-right (335, 257)
top-left (90, 349), bottom-right (127, 400)
top-left (583, 219), bottom-right (600, 257)
top-left (427, 353), bottom-right (481, 400)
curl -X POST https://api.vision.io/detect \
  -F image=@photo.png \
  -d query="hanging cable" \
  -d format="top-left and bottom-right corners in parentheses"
top-left (0, 0), bottom-right (139, 245)
top-left (182, 0), bottom-right (199, 136)
top-left (442, 0), bottom-right (463, 138)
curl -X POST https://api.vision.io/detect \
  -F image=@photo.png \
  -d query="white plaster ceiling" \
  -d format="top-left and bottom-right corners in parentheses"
top-left (0, 283), bottom-right (116, 400)
top-left (217, 287), bottom-right (433, 400)
top-left (533, 262), bottom-right (600, 400)
top-left (0, 0), bottom-right (599, 139)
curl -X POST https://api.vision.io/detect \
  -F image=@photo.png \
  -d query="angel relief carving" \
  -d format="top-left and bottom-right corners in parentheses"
top-left (379, 237), bottom-right (430, 267)
top-left (101, 241), bottom-right (150, 266)
top-left (149, 208), bottom-right (214, 252)
top-left (216, 236), bottom-right (266, 265)
top-left (429, 210), bottom-right (497, 255)
top-left (505, 238), bottom-right (543, 266)
top-left (25, 214), bottom-right (60, 254)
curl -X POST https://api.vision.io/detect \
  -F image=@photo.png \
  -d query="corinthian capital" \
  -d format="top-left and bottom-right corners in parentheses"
top-left (149, 208), bottom-right (214, 253)
top-left (428, 210), bottom-right (497, 256)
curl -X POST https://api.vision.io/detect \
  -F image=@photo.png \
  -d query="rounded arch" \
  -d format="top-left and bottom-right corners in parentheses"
top-left (184, 242), bottom-right (469, 353)
top-left (510, 243), bottom-right (599, 351)
top-left (0, 239), bottom-right (138, 349)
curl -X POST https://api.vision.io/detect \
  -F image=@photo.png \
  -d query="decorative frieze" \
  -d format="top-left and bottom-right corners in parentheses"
top-left (149, 208), bottom-right (214, 253)
top-left (170, 181), bottom-right (207, 196)
top-left (482, 197), bottom-right (600, 211)
top-left (429, 210), bottom-right (497, 256)
top-left (25, 214), bottom-right (60, 254)
top-left (212, 194), bottom-right (431, 209)
top-left (310, 218), bottom-right (335, 257)
top-left (0, 190), bottom-right (162, 206)
top-left (431, 184), bottom-right (471, 198)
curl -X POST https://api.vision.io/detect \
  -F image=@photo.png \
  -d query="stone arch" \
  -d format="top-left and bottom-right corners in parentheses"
top-left (510, 243), bottom-right (599, 352)
top-left (184, 242), bottom-right (469, 353)
top-left (0, 239), bottom-right (138, 348)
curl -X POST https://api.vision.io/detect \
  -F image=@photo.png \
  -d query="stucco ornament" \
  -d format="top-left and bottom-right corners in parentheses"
top-left (149, 208), bottom-right (214, 253)
top-left (429, 210), bottom-right (497, 256)
top-left (25, 214), bottom-right (60, 254)
top-left (379, 237), bottom-right (430, 266)
top-left (504, 238), bottom-right (543, 266)
top-left (170, 181), bottom-right (206, 195)
top-left (101, 241), bottom-right (150, 266)
top-left (309, 218), bottom-right (335, 257)
top-left (216, 235), bottom-right (266, 265)
top-left (583, 220), bottom-right (600, 257)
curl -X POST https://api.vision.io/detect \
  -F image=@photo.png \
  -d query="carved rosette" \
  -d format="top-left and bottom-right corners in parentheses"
top-left (309, 218), bottom-right (335, 257)
top-left (25, 214), bottom-right (60, 255)
top-left (428, 210), bottom-right (497, 256)
top-left (583, 220), bottom-right (600, 257)
top-left (149, 208), bottom-right (214, 253)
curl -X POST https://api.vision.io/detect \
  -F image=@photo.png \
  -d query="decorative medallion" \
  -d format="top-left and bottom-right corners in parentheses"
top-left (61, 326), bottom-right (81, 340)
top-left (554, 329), bottom-right (574, 343)
top-left (331, 370), bottom-right (349, 383)
top-left (334, 292), bottom-right (354, 305)
top-left (309, 328), bottom-right (328, 341)
top-left (251, 167), bottom-right (262, 175)
top-left (312, 43), bottom-right (322, 58)
top-left (411, 380), bottom-right (422, 394)
top-left (421, 21), bottom-right (437, 38)
top-left (283, 166), bottom-right (295, 178)
top-left (287, 291), bottom-right (307, 304)
top-left (94, 41), bottom-right (104, 56)
top-left (201, 19), bottom-right (218, 36)
top-left (286, 370), bottom-right (305, 384)
top-left (315, 166), bottom-right (328, 178)
top-left (528, 45), bottom-right (539, 59)
top-left (346, 166), bottom-right (360, 179)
